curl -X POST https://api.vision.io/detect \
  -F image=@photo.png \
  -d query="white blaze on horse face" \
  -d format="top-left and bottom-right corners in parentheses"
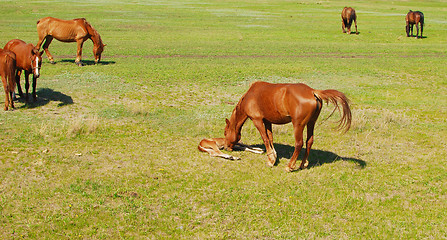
top-left (34, 56), bottom-right (40, 77)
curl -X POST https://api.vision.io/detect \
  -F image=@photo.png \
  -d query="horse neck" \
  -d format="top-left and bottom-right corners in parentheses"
top-left (86, 23), bottom-right (103, 47)
top-left (229, 104), bottom-right (248, 136)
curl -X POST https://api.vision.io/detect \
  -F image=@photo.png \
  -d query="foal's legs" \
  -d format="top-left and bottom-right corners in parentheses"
top-left (253, 119), bottom-right (276, 167)
top-left (354, 18), bottom-right (358, 34)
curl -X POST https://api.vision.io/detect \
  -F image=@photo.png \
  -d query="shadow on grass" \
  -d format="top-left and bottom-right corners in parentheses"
top-left (60, 59), bottom-right (116, 66)
top-left (18, 88), bottom-right (73, 108)
top-left (247, 143), bottom-right (366, 169)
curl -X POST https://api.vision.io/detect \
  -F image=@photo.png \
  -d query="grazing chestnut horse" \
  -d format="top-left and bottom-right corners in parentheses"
top-left (36, 17), bottom-right (105, 66)
top-left (198, 137), bottom-right (264, 160)
top-left (4, 39), bottom-right (43, 102)
top-left (224, 81), bottom-right (352, 172)
top-left (341, 7), bottom-right (358, 34)
top-left (0, 49), bottom-right (16, 110)
top-left (406, 10), bottom-right (424, 38)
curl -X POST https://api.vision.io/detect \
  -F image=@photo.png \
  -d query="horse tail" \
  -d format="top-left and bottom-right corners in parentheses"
top-left (4, 53), bottom-right (16, 92)
top-left (313, 89), bottom-right (352, 132)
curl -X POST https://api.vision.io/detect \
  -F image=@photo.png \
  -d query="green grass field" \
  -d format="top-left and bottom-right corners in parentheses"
top-left (0, 0), bottom-right (446, 238)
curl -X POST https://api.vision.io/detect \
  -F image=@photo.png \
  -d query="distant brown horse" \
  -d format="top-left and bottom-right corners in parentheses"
top-left (198, 137), bottom-right (264, 160)
top-left (4, 39), bottom-right (43, 102)
top-left (406, 10), bottom-right (424, 38)
top-left (0, 49), bottom-right (16, 110)
top-left (224, 81), bottom-right (352, 172)
top-left (341, 7), bottom-right (358, 34)
top-left (36, 17), bottom-right (105, 66)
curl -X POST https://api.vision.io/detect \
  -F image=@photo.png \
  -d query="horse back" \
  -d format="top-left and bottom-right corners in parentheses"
top-left (37, 17), bottom-right (89, 41)
top-left (3, 39), bottom-right (36, 71)
top-left (406, 11), bottom-right (424, 24)
top-left (243, 82), bottom-right (317, 124)
top-left (342, 7), bottom-right (356, 22)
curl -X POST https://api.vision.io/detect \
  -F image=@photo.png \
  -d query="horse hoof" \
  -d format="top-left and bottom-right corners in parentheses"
top-left (75, 61), bottom-right (84, 66)
top-left (285, 166), bottom-right (294, 172)
top-left (50, 60), bottom-right (55, 64)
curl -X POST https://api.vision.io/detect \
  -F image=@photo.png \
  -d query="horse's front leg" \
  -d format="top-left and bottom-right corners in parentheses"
top-left (75, 40), bottom-right (85, 66)
top-left (285, 123), bottom-right (305, 172)
top-left (264, 121), bottom-right (277, 160)
top-left (253, 119), bottom-right (276, 167)
top-left (342, 20), bottom-right (346, 33)
top-left (24, 72), bottom-right (30, 103)
top-left (15, 70), bottom-right (24, 99)
top-left (32, 75), bottom-right (37, 102)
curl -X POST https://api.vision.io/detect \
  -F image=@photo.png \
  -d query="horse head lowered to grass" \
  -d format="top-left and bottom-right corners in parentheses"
top-left (224, 81), bottom-right (352, 172)
top-left (36, 17), bottom-right (106, 66)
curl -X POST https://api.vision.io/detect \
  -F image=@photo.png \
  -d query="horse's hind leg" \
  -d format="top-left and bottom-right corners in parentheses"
top-left (285, 123), bottom-right (305, 172)
top-left (354, 19), bottom-right (358, 34)
top-left (42, 36), bottom-right (55, 64)
top-left (342, 20), bottom-right (347, 33)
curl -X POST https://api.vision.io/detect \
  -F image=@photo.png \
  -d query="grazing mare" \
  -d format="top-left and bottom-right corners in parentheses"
top-left (341, 7), bottom-right (358, 34)
top-left (0, 49), bottom-right (16, 110)
top-left (224, 81), bottom-right (352, 172)
top-left (406, 10), bottom-right (424, 38)
top-left (198, 137), bottom-right (264, 160)
top-left (36, 17), bottom-right (106, 66)
top-left (4, 39), bottom-right (43, 102)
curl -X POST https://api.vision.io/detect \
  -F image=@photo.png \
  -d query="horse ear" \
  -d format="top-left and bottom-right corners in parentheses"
top-left (225, 118), bottom-right (230, 125)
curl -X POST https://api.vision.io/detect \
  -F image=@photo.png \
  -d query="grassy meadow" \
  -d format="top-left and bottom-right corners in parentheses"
top-left (0, 0), bottom-right (446, 238)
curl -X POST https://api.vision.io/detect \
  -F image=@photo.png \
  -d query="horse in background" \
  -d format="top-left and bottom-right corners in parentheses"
top-left (341, 7), bottom-right (358, 34)
top-left (36, 17), bottom-right (106, 66)
top-left (224, 81), bottom-right (352, 172)
top-left (0, 49), bottom-right (16, 110)
top-left (4, 39), bottom-right (43, 102)
top-left (406, 10), bottom-right (424, 38)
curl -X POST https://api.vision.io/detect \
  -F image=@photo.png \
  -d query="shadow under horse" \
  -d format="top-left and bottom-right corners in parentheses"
top-left (19, 87), bottom-right (73, 108)
top-left (244, 143), bottom-right (366, 169)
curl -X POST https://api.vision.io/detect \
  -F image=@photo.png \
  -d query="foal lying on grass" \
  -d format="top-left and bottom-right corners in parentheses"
top-left (198, 138), bottom-right (263, 160)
